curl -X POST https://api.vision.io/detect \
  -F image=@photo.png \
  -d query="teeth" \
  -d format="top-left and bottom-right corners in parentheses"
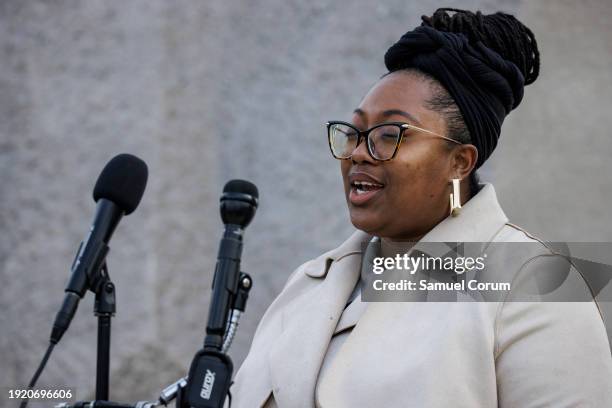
top-left (352, 181), bottom-right (383, 188)
top-left (351, 180), bottom-right (384, 194)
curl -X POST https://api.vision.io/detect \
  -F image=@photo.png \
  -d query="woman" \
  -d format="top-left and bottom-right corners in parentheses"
top-left (232, 9), bottom-right (612, 407)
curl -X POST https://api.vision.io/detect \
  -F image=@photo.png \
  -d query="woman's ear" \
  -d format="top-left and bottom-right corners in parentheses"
top-left (451, 144), bottom-right (478, 179)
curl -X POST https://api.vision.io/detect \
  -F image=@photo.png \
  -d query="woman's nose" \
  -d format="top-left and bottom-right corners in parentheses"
top-left (350, 136), bottom-right (377, 164)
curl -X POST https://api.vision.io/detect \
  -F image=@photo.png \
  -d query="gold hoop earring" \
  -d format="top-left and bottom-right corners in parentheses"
top-left (449, 178), bottom-right (462, 217)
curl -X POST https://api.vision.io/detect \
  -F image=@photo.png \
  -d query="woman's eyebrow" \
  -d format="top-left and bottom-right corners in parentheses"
top-left (353, 108), bottom-right (422, 126)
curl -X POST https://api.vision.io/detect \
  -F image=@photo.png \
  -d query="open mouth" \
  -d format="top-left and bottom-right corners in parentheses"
top-left (349, 180), bottom-right (385, 205)
top-left (351, 181), bottom-right (384, 194)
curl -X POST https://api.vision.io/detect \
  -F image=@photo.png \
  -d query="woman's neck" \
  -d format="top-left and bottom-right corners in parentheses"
top-left (380, 237), bottom-right (418, 258)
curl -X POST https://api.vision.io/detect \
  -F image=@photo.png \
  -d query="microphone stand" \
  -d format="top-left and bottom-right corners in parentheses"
top-left (93, 263), bottom-right (116, 401)
top-left (54, 274), bottom-right (252, 408)
top-left (55, 264), bottom-right (117, 408)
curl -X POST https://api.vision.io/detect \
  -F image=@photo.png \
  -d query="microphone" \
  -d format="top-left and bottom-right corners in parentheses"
top-left (184, 179), bottom-right (258, 408)
top-left (205, 179), bottom-right (258, 348)
top-left (50, 154), bottom-right (148, 344)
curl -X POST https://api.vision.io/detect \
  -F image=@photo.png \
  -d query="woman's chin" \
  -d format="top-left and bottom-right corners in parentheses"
top-left (349, 211), bottom-right (384, 235)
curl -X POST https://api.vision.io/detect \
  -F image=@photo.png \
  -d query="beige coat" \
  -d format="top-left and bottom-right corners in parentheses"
top-left (231, 184), bottom-right (612, 407)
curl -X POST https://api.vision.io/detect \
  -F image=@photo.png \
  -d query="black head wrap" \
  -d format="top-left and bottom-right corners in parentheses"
top-left (384, 9), bottom-right (539, 168)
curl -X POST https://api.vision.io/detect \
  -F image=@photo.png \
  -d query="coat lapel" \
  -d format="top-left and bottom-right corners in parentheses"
top-left (268, 231), bottom-right (369, 407)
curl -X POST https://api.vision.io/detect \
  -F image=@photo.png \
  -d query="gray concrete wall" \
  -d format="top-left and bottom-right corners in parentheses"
top-left (1, 0), bottom-right (611, 404)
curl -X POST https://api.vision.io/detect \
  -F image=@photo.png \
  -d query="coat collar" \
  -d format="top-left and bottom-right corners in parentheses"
top-left (418, 183), bottom-right (508, 244)
top-left (303, 229), bottom-right (370, 278)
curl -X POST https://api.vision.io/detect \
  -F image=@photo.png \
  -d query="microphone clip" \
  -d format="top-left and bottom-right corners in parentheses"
top-left (93, 263), bottom-right (116, 317)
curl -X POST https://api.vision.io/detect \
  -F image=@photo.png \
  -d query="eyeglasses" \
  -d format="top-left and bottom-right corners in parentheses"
top-left (326, 120), bottom-right (461, 161)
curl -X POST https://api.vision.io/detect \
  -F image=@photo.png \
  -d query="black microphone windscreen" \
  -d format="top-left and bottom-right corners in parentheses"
top-left (93, 153), bottom-right (148, 215)
top-left (223, 179), bottom-right (259, 200)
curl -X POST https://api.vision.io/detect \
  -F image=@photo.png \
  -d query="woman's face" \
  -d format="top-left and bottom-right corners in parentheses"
top-left (340, 71), bottom-right (458, 241)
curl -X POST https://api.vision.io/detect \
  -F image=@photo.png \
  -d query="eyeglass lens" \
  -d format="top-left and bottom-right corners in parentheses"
top-left (329, 123), bottom-right (401, 160)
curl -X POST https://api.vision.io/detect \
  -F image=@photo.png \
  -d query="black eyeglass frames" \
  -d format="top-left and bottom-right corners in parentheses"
top-left (326, 121), bottom-right (460, 161)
